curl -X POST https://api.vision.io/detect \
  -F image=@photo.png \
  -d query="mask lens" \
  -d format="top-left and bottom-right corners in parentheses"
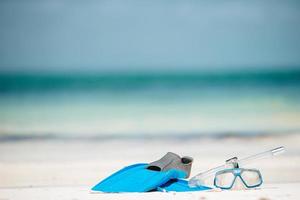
top-left (215, 171), bottom-right (235, 188)
top-left (240, 169), bottom-right (262, 187)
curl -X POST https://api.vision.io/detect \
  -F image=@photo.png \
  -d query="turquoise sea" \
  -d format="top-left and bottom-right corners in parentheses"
top-left (0, 69), bottom-right (300, 139)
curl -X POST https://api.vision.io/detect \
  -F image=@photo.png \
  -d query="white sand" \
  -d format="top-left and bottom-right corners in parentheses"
top-left (0, 134), bottom-right (299, 199)
top-left (0, 183), bottom-right (299, 200)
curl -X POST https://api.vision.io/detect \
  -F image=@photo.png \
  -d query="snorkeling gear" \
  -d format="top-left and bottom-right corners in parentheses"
top-left (189, 146), bottom-right (285, 189)
top-left (91, 146), bottom-right (285, 193)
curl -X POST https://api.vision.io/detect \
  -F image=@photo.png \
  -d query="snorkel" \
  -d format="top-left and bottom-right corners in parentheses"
top-left (188, 146), bottom-right (285, 188)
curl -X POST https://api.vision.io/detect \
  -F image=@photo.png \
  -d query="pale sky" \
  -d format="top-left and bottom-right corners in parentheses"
top-left (0, 0), bottom-right (300, 72)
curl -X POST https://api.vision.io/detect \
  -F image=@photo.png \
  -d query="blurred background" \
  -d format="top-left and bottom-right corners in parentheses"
top-left (1, 0), bottom-right (300, 191)
top-left (0, 0), bottom-right (300, 139)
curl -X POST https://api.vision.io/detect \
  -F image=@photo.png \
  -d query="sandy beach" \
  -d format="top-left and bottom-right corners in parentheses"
top-left (1, 133), bottom-right (299, 200)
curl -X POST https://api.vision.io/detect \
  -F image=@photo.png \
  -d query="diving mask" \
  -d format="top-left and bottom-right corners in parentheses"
top-left (213, 157), bottom-right (263, 190)
top-left (189, 146), bottom-right (285, 189)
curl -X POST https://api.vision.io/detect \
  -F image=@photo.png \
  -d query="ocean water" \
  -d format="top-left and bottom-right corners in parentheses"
top-left (0, 69), bottom-right (300, 139)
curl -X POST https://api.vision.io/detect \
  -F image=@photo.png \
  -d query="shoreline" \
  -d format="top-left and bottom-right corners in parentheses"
top-left (0, 130), bottom-right (299, 143)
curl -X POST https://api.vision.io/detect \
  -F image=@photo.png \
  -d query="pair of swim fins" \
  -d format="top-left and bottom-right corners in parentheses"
top-left (91, 152), bottom-right (210, 193)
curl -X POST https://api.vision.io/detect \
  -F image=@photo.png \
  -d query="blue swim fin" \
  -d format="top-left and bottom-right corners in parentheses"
top-left (158, 179), bottom-right (211, 192)
top-left (91, 163), bottom-right (187, 192)
top-left (91, 152), bottom-right (192, 193)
